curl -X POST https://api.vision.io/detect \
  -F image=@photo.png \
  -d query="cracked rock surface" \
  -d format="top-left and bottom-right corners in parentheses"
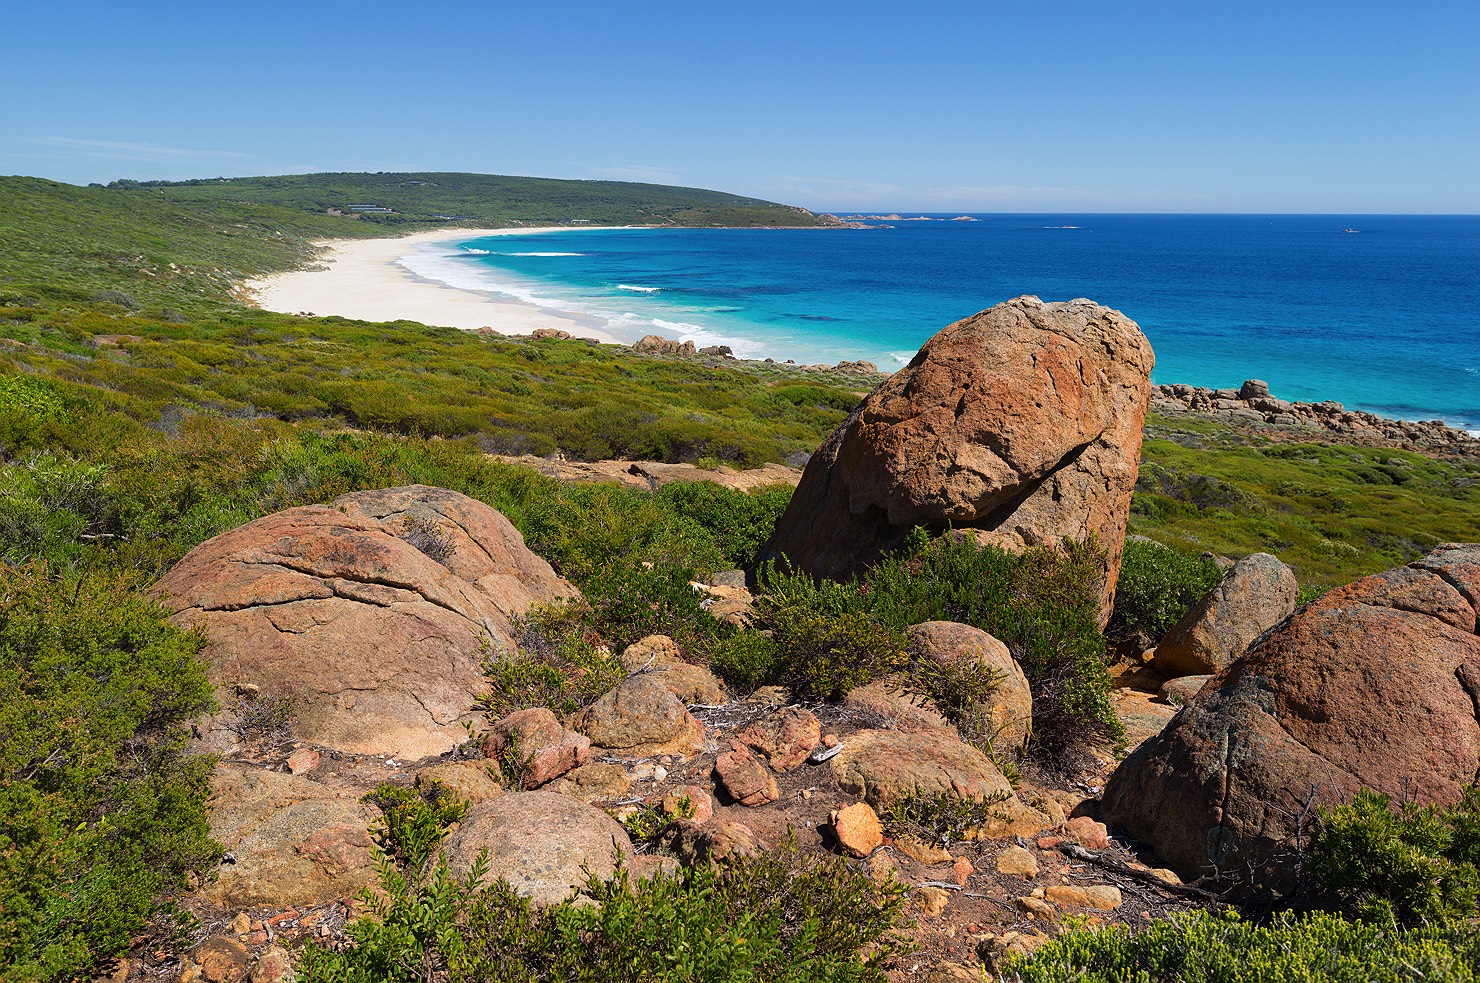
top-left (1101, 543), bottom-right (1480, 897)
top-left (156, 485), bottom-right (578, 758)
top-left (761, 296), bottom-right (1153, 624)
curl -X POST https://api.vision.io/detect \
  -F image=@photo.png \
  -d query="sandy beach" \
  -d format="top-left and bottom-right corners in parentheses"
top-left (246, 227), bottom-right (628, 343)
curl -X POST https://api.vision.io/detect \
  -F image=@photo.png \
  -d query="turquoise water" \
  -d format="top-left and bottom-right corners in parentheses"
top-left (400, 215), bottom-right (1480, 431)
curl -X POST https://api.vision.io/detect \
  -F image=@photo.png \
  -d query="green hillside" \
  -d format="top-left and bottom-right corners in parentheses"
top-left (110, 171), bottom-right (832, 229)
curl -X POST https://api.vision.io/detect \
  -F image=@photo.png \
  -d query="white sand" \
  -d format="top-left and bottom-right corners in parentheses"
top-left (245, 227), bottom-right (627, 343)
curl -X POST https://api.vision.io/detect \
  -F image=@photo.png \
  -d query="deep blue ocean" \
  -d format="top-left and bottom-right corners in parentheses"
top-left (403, 215), bottom-right (1480, 432)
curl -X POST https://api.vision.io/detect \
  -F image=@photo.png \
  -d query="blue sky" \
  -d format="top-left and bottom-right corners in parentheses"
top-left (4, 0), bottom-right (1476, 212)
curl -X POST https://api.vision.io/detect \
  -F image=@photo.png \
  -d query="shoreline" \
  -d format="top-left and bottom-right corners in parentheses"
top-left (246, 228), bottom-right (1480, 443)
top-left (245, 227), bottom-right (633, 344)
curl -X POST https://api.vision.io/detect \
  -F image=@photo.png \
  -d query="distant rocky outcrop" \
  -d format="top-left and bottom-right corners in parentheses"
top-left (762, 296), bottom-right (1155, 624)
top-left (1101, 543), bottom-right (1480, 896)
top-left (1152, 381), bottom-right (1480, 457)
top-left (1152, 553), bottom-right (1299, 678)
top-left (157, 485), bottom-right (578, 759)
top-left (632, 334), bottom-right (698, 356)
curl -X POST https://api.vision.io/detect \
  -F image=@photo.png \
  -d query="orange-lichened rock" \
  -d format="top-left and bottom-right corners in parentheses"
top-left (1102, 544), bottom-right (1480, 896)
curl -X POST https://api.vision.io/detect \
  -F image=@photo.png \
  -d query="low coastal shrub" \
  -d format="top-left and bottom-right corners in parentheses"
top-left (1006, 909), bottom-right (1480, 982)
top-left (483, 605), bottom-right (626, 717)
top-left (881, 790), bottom-right (1010, 846)
top-left (0, 565), bottom-right (219, 982)
top-left (298, 784), bottom-right (908, 983)
top-left (754, 535), bottom-right (1120, 767)
top-left (1307, 786), bottom-right (1480, 925)
top-left (1108, 538), bottom-right (1225, 649)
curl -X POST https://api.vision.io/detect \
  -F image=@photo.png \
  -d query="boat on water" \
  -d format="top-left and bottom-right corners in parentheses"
top-left (1342, 228), bottom-right (1360, 233)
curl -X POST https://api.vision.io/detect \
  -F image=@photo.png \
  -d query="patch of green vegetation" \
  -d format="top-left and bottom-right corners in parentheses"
top-left (297, 784), bottom-right (907, 983)
top-left (1130, 421), bottom-right (1480, 587)
top-left (0, 565), bottom-right (219, 982)
top-left (754, 534), bottom-right (1118, 767)
top-left (1308, 787), bottom-right (1480, 925)
top-left (116, 171), bottom-right (832, 229)
top-left (881, 790), bottom-right (1009, 846)
top-left (1007, 909), bottom-right (1480, 982)
top-left (1108, 539), bottom-right (1225, 649)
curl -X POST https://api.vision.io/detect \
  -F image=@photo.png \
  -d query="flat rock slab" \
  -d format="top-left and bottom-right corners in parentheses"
top-left (829, 729), bottom-right (1015, 810)
top-left (441, 791), bottom-right (633, 906)
top-left (200, 764), bottom-right (379, 910)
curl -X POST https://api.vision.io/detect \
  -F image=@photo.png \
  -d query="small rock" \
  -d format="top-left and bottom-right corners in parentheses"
top-left (441, 791), bottom-right (632, 906)
top-left (892, 835), bottom-right (953, 864)
top-left (823, 733), bottom-right (840, 748)
top-left (915, 885), bottom-right (952, 916)
top-left (1151, 867), bottom-right (1182, 885)
top-left (416, 762), bottom-right (503, 805)
top-left (671, 819), bottom-right (766, 864)
top-left (1158, 675), bottom-right (1211, 707)
top-left (285, 748), bottom-right (319, 775)
top-left (866, 851), bottom-right (899, 885)
top-left (952, 855), bottom-right (974, 885)
top-left (714, 748), bottom-right (779, 806)
top-left (1064, 816), bottom-right (1111, 850)
top-left (192, 936), bottom-right (251, 983)
top-left (1014, 895), bottom-right (1057, 920)
top-left (661, 786), bottom-right (714, 823)
top-left (1045, 884), bottom-right (1122, 910)
top-left (927, 961), bottom-right (980, 983)
top-left (480, 708), bottom-right (592, 788)
top-left (229, 911), bottom-right (251, 936)
top-left (978, 931), bottom-right (1051, 975)
top-left (734, 706), bottom-right (822, 772)
top-left (830, 802), bottom-right (884, 857)
top-left (995, 845), bottom-right (1039, 878)
top-left (545, 762), bottom-right (632, 804)
top-left (249, 945), bottom-right (295, 983)
top-left (573, 675), bottom-right (704, 756)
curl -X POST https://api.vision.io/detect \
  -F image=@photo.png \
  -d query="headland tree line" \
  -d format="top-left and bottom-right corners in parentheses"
top-left (2, 170), bottom-right (1480, 982)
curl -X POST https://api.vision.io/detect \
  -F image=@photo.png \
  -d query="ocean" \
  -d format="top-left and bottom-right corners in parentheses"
top-left (398, 215), bottom-right (1480, 432)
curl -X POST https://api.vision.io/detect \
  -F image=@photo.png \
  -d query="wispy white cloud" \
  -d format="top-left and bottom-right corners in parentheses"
top-left (586, 163), bottom-right (683, 184)
top-left (20, 136), bottom-right (250, 162)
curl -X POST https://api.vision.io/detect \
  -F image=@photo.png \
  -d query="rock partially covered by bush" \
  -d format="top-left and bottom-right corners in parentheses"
top-left (157, 485), bottom-right (578, 759)
top-left (763, 296), bottom-right (1154, 626)
top-left (1101, 543), bottom-right (1480, 896)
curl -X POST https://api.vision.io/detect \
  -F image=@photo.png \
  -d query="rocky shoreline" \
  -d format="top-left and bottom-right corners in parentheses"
top-left (1151, 379), bottom-right (1480, 458)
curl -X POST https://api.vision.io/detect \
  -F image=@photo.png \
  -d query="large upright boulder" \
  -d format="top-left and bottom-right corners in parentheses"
top-left (1153, 553), bottom-right (1299, 677)
top-left (1101, 544), bottom-right (1480, 896)
top-left (762, 296), bottom-right (1153, 623)
top-left (157, 486), bottom-right (578, 759)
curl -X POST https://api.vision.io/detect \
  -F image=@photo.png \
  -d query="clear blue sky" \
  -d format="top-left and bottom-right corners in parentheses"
top-left (4, 0), bottom-right (1476, 212)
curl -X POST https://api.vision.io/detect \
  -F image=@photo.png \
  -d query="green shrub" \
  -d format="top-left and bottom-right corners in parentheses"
top-left (756, 535), bottom-right (1119, 767)
top-left (483, 605), bottom-right (627, 717)
top-left (580, 563), bottom-right (724, 654)
top-left (366, 781), bottom-right (469, 872)
top-left (1007, 909), bottom-right (1480, 982)
top-left (1307, 787), bottom-right (1480, 925)
top-left (1109, 539), bottom-right (1225, 648)
top-left (881, 791), bottom-right (1010, 846)
top-left (0, 566), bottom-right (219, 982)
top-left (767, 607), bottom-right (908, 701)
top-left (297, 827), bottom-right (908, 983)
top-left (704, 630), bottom-right (781, 694)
